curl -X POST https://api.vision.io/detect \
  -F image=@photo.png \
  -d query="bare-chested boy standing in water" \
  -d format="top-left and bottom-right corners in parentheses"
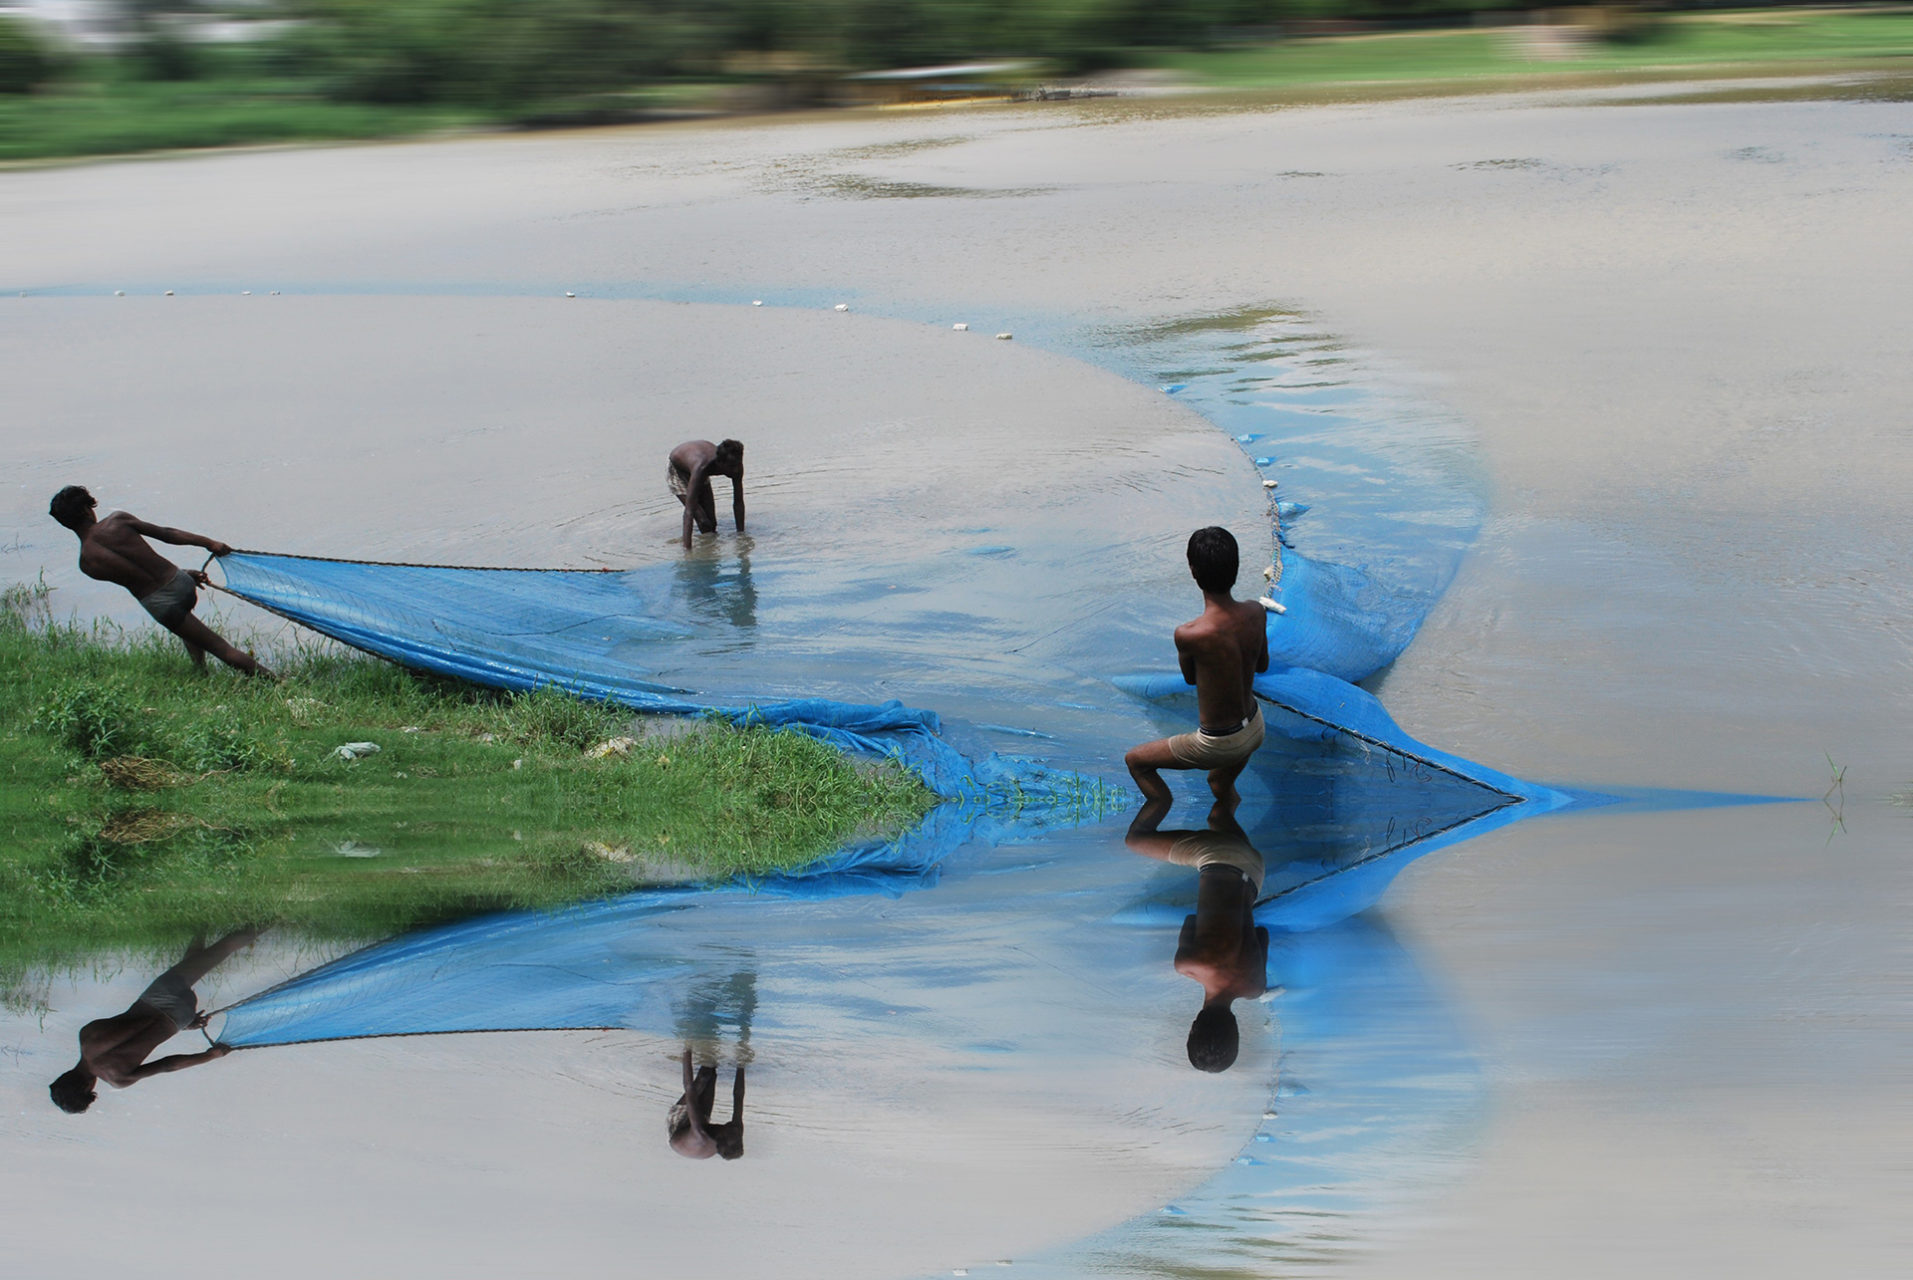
top-left (1125, 526), bottom-right (1269, 811)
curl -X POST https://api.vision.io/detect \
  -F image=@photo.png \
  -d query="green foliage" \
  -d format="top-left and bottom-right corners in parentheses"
top-left (0, 589), bottom-right (934, 994)
top-left (0, 15), bottom-right (57, 94)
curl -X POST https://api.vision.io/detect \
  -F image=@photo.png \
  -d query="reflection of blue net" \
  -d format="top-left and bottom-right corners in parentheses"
top-left (215, 551), bottom-right (1058, 801)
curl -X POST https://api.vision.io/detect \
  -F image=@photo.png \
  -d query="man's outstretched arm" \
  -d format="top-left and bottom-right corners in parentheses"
top-left (731, 1065), bottom-right (746, 1118)
top-left (127, 1044), bottom-right (231, 1079)
top-left (127, 518), bottom-right (231, 557)
top-left (731, 471), bottom-right (746, 532)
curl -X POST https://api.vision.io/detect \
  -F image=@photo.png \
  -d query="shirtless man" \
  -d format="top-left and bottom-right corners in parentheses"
top-left (47, 485), bottom-right (268, 676)
top-left (667, 439), bottom-right (745, 550)
top-left (48, 929), bottom-right (259, 1114)
top-left (667, 1048), bottom-right (746, 1160)
top-left (1126, 801), bottom-right (1269, 1073)
top-left (1125, 526), bottom-right (1269, 810)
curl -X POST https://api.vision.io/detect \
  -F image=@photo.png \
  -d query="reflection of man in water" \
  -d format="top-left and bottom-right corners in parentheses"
top-left (667, 967), bottom-right (754, 1159)
top-left (49, 929), bottom-right (259, 1113)
top-left (1125, 527), bottom-right (1268, 811)
top-left (47, 485), bottom-right (270, 677)
top-left (1127, 803), bottom-right (1268, 1073)
top-left (668, 439), bottom-right (746, 550)
top-left (668, 1049), bottom-right (746, 1160)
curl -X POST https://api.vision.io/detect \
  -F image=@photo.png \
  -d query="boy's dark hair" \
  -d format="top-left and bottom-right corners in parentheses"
top-left (49, 1068), bottom-right (97, 1114)
top-left (1186, 1006), bottom-right (1240, 1073)
top-left (714, 439), bottom-right (744, 469)
top-left (1186, 526), bottom-right (1239, 595)
top-left (48, 486), bottom-right (96, 532)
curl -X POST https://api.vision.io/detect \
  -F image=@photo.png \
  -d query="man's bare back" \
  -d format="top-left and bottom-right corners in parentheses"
top-left (1126, 527), bottom-right (1270, 810)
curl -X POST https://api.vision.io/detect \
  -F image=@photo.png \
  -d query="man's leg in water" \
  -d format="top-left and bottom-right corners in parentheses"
top-left (1125, 737), bottom-right (1181, 807)
top-left (169, 612), bottom-right (268, 677)
top-left (1207, 760), bottom-right (1249, 808)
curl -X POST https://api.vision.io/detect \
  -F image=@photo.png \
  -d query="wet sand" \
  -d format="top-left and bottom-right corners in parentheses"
top-left (4, 83), bottom-right (1910, 1276)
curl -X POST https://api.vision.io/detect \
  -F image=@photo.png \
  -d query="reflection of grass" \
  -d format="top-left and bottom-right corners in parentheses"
top-left (1151, 10), bottom-right (1913, 90)
top-left (0, 581), bottom-right (932, 993)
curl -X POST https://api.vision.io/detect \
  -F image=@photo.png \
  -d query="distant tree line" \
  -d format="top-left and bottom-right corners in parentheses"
top-left (1, 1), bottom-right (1898, 103)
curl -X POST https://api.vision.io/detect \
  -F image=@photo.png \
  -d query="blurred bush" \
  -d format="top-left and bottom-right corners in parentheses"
top-left (0, 16), bottom-right (58, 94)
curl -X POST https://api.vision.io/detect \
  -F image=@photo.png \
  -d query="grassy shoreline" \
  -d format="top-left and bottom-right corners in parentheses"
top-left (3, 10), bottom-right (1910, 166)
top-left (1, 582), bottom-right (933, 991)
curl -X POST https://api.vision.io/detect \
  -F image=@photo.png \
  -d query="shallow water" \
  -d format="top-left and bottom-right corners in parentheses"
top-left (4, 82), bottom-right (1910, 1278)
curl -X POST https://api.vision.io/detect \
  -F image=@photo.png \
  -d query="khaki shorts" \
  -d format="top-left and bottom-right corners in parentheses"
top-left (1165, 703), bottom-right (1265, 770)
top-left (667, 461), bottom-right (690, 501)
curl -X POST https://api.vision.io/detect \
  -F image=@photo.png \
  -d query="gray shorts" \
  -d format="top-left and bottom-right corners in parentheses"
top-left (134, 970), bottom-right (200, 1032)
top-left (137, 568), bottom-right (197, 629)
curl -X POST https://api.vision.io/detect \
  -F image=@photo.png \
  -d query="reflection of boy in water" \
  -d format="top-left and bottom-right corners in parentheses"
top-left (1125, 527), bottom-right (1269, 811)
top-left (668, 1049), bottom-right (746, 1160)
top-left (49, 929), bottom-right (260, 1113)
top-left (1127, 802), bottom-right (1269, 1073)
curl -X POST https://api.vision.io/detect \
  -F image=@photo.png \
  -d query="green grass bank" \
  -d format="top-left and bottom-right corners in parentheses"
top-left (4, 10), bottom-right (1911, 166)
top-left (0, 582), bottom-right (933, 994)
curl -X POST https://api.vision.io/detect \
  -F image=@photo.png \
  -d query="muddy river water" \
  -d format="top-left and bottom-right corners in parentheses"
top-left (3, 83), bottom-right (1909, 1278)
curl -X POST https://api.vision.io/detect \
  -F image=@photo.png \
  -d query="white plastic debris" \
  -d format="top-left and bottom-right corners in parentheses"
top-left (114, 290), bottom-right (125, 296)
top-left (565, 291), bottom-right (576, 298)
top-left (1258, 597), bottom-right (1287, 614)
top-left (995, 332), bottom-right (1013, 340)
top-left (1262, 478), bottom-right (1278, 489)
top-left (752, 300), bottom-right (763, 306)
top-left (586, 736), bottom-right (639, 759)
top-left (333, 741), bottom-right (380, 760)
top-left (164, 290), bottom-right (175, 296)
top-left (511, 758), bottom-right (524, 770)
top-left (334, 841), bottom-right (382, 858)
top-left (269, 290), bottom-right (281, 295)
top-left (584, 840), bottom-right (635, 863)
top-left (834, 303), bottom-right (850, 312)
top-left (953, 322), bottom-right (968, 331)
top-left (241, 290), bottom-right (252, 296)
top-left (401, 725), bottom-right (423, 734)
top-left (1262, 565), bottom-right (1275, 581)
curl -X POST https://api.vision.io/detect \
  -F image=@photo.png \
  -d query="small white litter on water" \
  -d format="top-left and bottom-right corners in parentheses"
top-left (565, 291), bottom-right (576, 298)
top-left (241, 290), bottom-right (252, 296)
top-left (269, 290), bottom-right (281, 295)
top-left (834, 303), bottom-right (850, 311)
top-left (1262, 565), bottom-right (1275, 581)
top-left (1263, 1111), bottom-right (1279, 1120)
top-left (164, 290), bottom-right (175, 296)
top-left (1258, 597), bottom-right (1287, 614)
top-left (114, 290), bottom-right (125, 296)
top-left (953, 322), bottom-right (968, 331)
top-left (333, 741), bottom-right (380, 760)
top-left (995, 332), bottom-right (1013, 340)
top-left (1262, 478), bottom-right (1279, 489)
top-left (752, 299), bottom-right (763, 306)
